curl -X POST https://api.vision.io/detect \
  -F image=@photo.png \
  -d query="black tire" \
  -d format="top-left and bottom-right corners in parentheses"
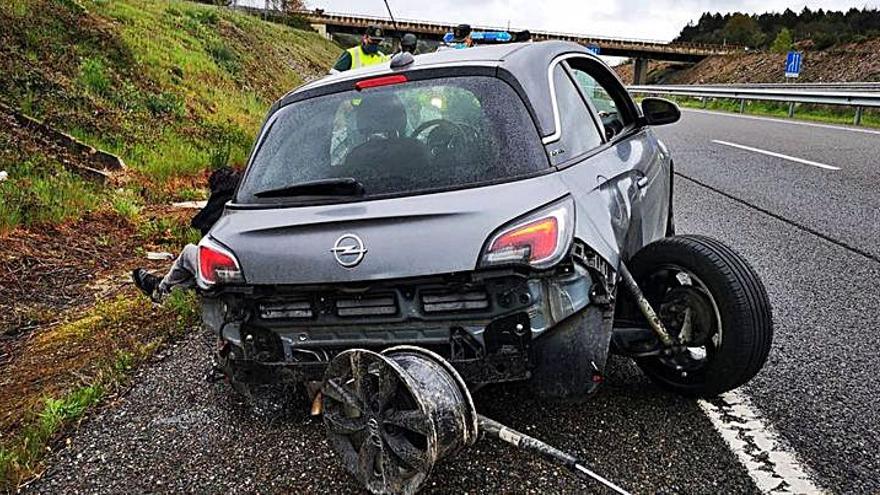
top-left (629, 235), bottom-right (773, 397)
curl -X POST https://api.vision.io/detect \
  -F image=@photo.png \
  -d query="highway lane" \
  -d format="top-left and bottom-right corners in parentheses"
top-left (661, 109), bottom-right (880, 261)
top-left (26, 331), bottom-right (759, 494)
top-left (657, 112), bottom-right (880, 494)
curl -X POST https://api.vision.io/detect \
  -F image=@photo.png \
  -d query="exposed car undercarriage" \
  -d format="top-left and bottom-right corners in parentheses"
top-left (203, 243), bottom-right (621, 389)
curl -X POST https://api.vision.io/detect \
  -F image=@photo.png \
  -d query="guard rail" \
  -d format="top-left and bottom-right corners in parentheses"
top-left (628, 84), bottom-right (880, 125)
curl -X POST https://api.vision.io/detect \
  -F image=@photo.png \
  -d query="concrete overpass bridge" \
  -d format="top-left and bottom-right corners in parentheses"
top-left (237, 6), bottom-right (742, 83)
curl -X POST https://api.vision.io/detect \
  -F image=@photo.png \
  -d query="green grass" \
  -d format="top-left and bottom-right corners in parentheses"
top-left (109, 188), bottom-right (143, 223)
top-left (0, 385), bottom-right (104, 484)
top-left (0, 158), bottom-right (101, 232)
top-left (669, 96), bottom-right (880, 128)
top-left (138, 214), bottom-right (202, 246)
top-left (78, 57), bottom-right (111, 95)
top-left (0, 0), bottom-right (341, 231)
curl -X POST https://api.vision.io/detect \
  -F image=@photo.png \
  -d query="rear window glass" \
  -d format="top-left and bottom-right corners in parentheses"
top-left (237, 76), bottom-right (548, 204)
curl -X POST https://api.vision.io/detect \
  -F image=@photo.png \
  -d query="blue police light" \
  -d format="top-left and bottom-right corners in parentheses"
top-left (443, 31), bottom-right (513, 45)
top-left (472, 31), bottom-right (513, 42)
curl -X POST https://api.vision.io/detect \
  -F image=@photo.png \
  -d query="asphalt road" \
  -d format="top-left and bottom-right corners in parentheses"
top-left (659, 110), bottom-right (880, 494)
top-left (27, 110), bottom-right (880, 494)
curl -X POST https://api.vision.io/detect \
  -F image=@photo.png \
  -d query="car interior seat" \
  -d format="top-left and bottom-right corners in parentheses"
top-left (343, 94), bottom-right (430, 175)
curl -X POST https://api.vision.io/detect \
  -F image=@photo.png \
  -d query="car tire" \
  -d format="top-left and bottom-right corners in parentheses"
top-left (527, 305), bottom-right (612, 403)
top-left (629, 235), bottom-right (773, 397)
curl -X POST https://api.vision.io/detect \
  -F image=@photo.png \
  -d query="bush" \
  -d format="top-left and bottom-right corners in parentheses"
top-left (770, 28), bottom-right (793, 53)
top-left (813, 32), bottom-right (838, 50)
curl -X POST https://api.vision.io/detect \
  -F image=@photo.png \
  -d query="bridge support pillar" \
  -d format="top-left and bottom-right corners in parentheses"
top-left (632, 58), bottom-right (650, 85)
top-left (310, 23), bottom-right (331, 40)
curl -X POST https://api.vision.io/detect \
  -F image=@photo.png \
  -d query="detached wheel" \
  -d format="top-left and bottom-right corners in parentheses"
top-left (629, 235), bottom-right (773, 397)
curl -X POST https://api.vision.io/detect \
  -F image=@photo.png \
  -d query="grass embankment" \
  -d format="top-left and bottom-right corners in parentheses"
top-left (0, 0), bottom-right (339, 232)
top-left (668, 96), bottom-right (880, 128)
top-left (0, 0), bottom-right (340, 488)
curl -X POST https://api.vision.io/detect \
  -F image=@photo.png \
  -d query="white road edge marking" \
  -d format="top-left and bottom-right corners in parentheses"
top-left (712, 140), bottom-right (840, 171)
top-left (683, 108), bottom-right (880, 136)
top-left (699, 391), bottom-right (826, 494)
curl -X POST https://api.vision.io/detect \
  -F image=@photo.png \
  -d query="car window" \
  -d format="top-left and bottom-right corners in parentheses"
top-left (571, 68), bottom-right (628, 140)
top-left (237, 76), bottom-right (549, 204)
top-left (548, 65), bottom-right (602, 165)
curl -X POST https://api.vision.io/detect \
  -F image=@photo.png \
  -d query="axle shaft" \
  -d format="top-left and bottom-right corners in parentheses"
top-left (478, 415), bottom-right (631, 495)
top-left (617, 262), bottom-right (674, 346)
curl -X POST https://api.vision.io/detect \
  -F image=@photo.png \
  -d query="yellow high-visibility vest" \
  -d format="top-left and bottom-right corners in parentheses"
top-left (347, 45), bottom-right (388, 69)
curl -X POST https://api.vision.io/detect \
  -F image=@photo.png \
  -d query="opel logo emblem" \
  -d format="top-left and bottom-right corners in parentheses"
top-left (331, 234), bottom-right (367, 268)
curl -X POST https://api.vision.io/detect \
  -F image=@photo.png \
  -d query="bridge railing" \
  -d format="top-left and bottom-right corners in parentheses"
top-left (628, 84), bottom-right (880, 125)
top-left (296, 9), bottom-right (740, 54)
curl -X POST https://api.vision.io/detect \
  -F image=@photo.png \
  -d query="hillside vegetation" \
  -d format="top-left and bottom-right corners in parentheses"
top-left (617, 38), bottom-right (880, 85)
top-left (676, 7), bottom-right (880, 50)
top-left (0, 0), bottom-right (340, 488)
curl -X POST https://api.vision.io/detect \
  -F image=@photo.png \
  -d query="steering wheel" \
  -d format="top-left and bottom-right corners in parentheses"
top-left (410, 119), bottom-right (469, 151)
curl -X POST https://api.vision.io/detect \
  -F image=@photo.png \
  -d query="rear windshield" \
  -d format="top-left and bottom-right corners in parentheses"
top-left (236, 76), bottom-right (548, 204)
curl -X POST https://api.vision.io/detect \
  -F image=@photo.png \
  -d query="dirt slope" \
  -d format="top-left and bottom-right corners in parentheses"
top-left (615, 38), bottom-right (880, 84)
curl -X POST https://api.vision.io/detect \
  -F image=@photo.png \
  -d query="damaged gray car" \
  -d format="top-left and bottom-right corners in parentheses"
top-left (198, 41), bottom-right (772, 492)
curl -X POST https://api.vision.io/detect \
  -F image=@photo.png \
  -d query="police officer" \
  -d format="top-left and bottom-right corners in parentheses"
top-left (330, 25), bottom-right (389, 73)
top-left (400, 33), bottom-right (418, 55)
top-left (439, 24), bottom-right (473, 50)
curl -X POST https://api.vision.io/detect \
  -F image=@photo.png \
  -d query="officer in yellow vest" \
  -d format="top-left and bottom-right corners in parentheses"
top-left (330, 25), bottom-right (389, 74)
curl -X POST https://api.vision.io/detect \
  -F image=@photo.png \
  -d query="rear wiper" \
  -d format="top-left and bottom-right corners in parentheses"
top-left (254, 178), bottom-right (366, 199)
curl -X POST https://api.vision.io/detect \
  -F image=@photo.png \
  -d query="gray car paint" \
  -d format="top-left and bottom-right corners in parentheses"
top-left (211, 173), bottom-right (570, 285)
top-left (208, 41), bottom-right (671, 286)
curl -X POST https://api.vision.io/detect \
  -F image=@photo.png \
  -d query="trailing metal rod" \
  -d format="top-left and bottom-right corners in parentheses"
top-left (616, 262), bottom-right (674, 346)
top-left (478, 415), bottom-right (631, 495)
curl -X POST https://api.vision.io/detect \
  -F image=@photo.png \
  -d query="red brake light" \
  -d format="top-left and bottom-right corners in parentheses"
top-left (480, 198), bottom-right (574, 269)
top-left (355, 74), bottom-right (408, 90)
top-left (198, 243), bottom-right (243, 285)
top-left (488, 217), bottom-right (559, 263)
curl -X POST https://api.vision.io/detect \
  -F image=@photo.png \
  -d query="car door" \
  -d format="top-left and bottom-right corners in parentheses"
top-left (566, 59), bottom-right (671, 253)
top-left (544, 57), bottom-right (641, 264)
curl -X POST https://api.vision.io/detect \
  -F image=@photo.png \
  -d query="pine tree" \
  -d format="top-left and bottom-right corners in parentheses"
top-left (770, 28), bottom-right (793, 53)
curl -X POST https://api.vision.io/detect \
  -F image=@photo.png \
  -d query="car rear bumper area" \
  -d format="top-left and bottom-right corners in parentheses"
top-left (202, 265), bottom-right (597, 386)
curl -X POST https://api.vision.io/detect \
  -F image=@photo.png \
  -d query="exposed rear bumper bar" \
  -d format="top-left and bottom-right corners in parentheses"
top-left (221, 350), bottom-right (531, 385)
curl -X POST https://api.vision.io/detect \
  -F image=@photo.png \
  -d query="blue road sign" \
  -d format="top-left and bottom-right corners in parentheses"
top-left (785, 51), bottom-right (802, 78)
top-left (586, 44), bottom-right (601, 55)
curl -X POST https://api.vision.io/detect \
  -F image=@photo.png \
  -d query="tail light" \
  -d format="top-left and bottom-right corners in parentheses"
top-left (197, 238), bottom-right (244, 287)
top-left (480, 197), bottom-right (574, 269)
top-left (355, 74), bottom-right (407, 90)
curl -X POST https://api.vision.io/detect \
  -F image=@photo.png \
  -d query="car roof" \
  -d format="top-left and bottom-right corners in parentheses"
top-left (284, 41), bottom-right (608, 141)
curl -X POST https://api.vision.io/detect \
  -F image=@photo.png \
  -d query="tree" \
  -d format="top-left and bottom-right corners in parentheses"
top-left (268, 0), bottom-right (306, 12)
top-left (770, 28), bottom-right (793, 53)
top-left (723, 14), bottom-right (764, 47)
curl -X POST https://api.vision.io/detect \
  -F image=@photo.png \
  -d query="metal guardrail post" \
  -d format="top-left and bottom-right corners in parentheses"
top-left (701, 97), bottom-right (707, 109)
top-left (854, 106), bottom-right (864, 126)
top-left (787, 102), bottom-right (796, 118)
top-left (739, 99), bottom-right (745, 113)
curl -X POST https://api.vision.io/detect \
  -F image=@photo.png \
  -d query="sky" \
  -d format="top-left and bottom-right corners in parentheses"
top-left (241, 0), bottom-right (880, 41)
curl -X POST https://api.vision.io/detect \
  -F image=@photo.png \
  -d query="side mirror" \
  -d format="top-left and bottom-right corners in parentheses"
top-left (640, 97), bottom-right (681, 126)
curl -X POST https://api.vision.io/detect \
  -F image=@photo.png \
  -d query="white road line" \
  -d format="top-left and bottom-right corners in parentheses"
top-left (712, 140), bottom-right (841, 171)
top-left (699, 391), bottom-right (825, 494)
top-left (683, 108), bottom-right (880, 136)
